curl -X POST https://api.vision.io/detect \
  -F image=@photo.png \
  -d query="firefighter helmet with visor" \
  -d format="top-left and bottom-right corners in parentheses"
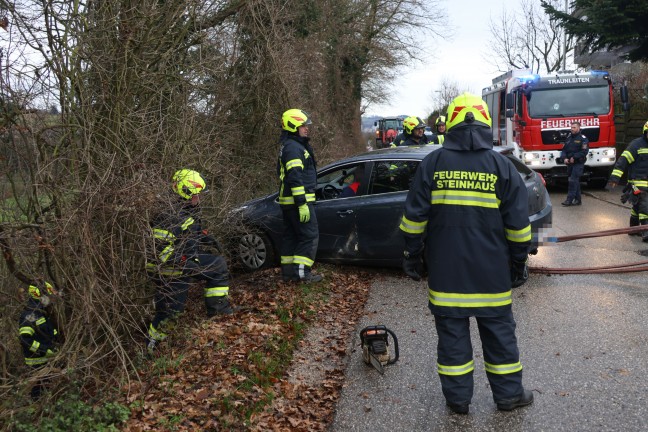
top-left (172, 169), bottom-right (206, 200)
top-left (446, 93), bottom-right (492, 131)
top-left (402, 116), bottom-right (426, 135)
top-left (28, 281), bottom-right (56, 301)
top-left (282, 109), bottom-right (313, 133)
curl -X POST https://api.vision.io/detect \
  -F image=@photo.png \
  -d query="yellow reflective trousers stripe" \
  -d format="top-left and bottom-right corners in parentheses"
top-left (204, 286), bottom-right (229, 297)
top-left (484, 361), bottom-right (523, 375)
top-left (437, 360), bottom-right (475, 376)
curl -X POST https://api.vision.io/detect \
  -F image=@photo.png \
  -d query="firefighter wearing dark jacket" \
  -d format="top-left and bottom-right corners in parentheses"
top-left (277, 109), bottom-right (323, 283)
top-left (428, 115), bottom-right (446, 144)
top-left (18, 281), bottom-right (60, 399)
top-left (608, 120), bottom-right (648, 241)
top-left (146, 169), bottom-right (234, 354)
top-left (394, 116), bottom-right (429, 147)
top-left (560, 121), bottom-right (590, 206)
top-left (400, 93), bottom-right (534, 415)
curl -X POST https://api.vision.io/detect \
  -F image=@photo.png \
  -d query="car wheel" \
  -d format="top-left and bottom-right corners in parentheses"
top-left (236, 230), bottom-right (275, 272)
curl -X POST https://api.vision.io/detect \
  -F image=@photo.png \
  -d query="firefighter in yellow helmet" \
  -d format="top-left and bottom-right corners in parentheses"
top-left (18, 280), bottom-right (61, 399)
top-left (429, 115), bottom-right (446, 144)
top-left (145, 169), bottom-right (235, 354)
top-left (277, 109), bottom-right (323, 283)
top-left (392, 116), bottom-right (430, 147)
top-left (400, 93), bottom-right (533, 414)
top-left (608, 120), bottom-right (648, 240)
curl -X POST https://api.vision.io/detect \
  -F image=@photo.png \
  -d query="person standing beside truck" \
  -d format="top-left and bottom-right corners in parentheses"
top-left (607, 120), bottom-right (648, 241)
top-left (560, 121), bottom-right (589, 206)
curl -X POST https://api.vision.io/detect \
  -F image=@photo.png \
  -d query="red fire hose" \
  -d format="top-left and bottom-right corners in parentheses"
top-left (530, 225), bottom-right (648, 274)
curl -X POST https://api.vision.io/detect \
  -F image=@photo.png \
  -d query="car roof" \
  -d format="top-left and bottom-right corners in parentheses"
top-left (321, 145), bottom-right (514, 170)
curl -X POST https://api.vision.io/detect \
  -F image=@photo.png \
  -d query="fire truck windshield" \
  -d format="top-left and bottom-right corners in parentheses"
top-left (527, 86), bottom-right (610, 118)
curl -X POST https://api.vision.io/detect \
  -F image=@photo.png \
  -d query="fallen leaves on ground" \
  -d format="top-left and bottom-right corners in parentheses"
top-left (122, 265), bottom-right (372, 431)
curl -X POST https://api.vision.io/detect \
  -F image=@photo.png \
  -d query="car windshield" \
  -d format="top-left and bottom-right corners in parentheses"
top-left (527, 86), bottom-right (610, 117)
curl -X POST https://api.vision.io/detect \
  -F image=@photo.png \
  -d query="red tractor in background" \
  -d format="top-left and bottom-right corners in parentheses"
top-left (374, 117), bottom-right (403, 148)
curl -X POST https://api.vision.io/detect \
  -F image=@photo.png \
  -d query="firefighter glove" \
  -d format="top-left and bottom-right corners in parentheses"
top-left (45, 349), bottom-right (57, 358)
top-left (511, 258), bottom-right (529, 288)
top-left (298, 203), bottom-right (310, 223)
top-left (403, 251), bottom-right (424, 282)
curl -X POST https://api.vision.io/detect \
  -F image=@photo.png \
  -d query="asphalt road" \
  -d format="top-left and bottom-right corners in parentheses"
top-left (330, 187), bottom-right (648, 432)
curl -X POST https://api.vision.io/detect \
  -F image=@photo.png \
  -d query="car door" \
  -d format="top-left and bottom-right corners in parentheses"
top-left (314, 162), bottom-right (370, 263)
top-left (353, 159), bottom-right (420, 264)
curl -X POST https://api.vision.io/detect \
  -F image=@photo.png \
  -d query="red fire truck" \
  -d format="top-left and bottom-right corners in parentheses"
top-left (482, 69), bottom-right (626, 186)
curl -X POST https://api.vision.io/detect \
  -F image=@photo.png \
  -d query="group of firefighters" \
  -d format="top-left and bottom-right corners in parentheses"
top-left (390, 115), bottom-right (446, 147)
top-left (16, 94), bottom-right (648, 413)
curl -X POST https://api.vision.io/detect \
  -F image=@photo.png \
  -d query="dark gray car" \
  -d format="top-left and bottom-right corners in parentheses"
top-left (226, 145), bottom-right (552, 272)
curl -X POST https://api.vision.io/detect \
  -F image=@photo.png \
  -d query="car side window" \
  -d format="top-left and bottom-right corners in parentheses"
top-left (316, 163), bottom-right (366, 200)
top-left (368, 160), bottom-right (419, 195)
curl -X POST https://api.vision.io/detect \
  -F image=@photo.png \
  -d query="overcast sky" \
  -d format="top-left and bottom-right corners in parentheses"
top-left (366, 0), bottom-right (517, 118)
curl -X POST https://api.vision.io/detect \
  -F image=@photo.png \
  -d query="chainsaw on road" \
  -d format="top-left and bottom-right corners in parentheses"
top-left (360, 325), bottom-right (399, 374)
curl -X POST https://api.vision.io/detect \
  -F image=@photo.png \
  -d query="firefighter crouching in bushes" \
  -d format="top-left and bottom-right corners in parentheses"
top-left (18, 281), bottom-right (61, 399)
top-left (399, 93), bottom-right (534, 414)
top-left (277, 108), bottom-right (323, 283)
top-left (146, 169), bottom-right (234, 354)
top-left (608, 120), bottom-right (648, 241)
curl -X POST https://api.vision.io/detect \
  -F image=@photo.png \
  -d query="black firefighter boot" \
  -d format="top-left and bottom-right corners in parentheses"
top-left (641, 220), bottom-right (648, 242)
top-left (207, 296), bottom-right (234, 316)
top-left (629, 215), bottom-right (640, 236)
top-left (281, 264), bottom-right (299, 282)
top-left (295, 264), bottom-right (323, 283)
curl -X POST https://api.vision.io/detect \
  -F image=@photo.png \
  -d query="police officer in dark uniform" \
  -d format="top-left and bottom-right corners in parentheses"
top-left (400, 93), bottom-right (534, 414)
top-left (18, 281), bottom-right (61, 399)
top-left (560, 121), bottom-right (589, 206)
top-left (608, 120), bottom-right (648, 241)
top-left (146, 169), bottom-right (234, 354)
top-left (394, 116), bottom-right (429, 147)
top-left (277, 109), bottom-right (322, 283)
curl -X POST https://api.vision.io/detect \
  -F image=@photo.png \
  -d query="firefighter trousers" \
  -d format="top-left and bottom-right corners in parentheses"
top-left (280, 204), bottom-right (319, 279)
top-left (149, 253), bottom-right (230, 340)
top-left (434, 311), bottom-right (524, 405)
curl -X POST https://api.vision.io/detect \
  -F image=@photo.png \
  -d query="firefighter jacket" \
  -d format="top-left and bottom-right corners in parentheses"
top-left (428, 133), bottom-right (445, 145)
top-left (395, 133), bottom-right (430, 147)
top-left (400, 124), bottom-right (531, 318)
top-left (610, 135), bottom-right (648, 190)
top-left (146, 197), bottom-right (218, 275)
top-left (18, 300), bottom-right (60, 366)
top-left (277, 131), bottom-right (317, 206)
top-left (560, 132), bottom-right (589, 163)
